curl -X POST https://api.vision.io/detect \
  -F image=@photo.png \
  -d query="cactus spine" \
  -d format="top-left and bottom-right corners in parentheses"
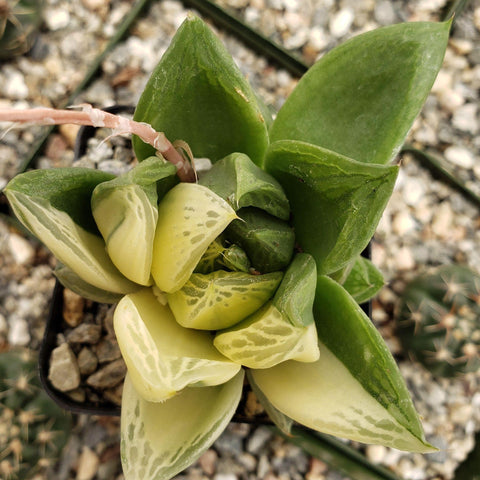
top-left (396, 265), bottom-right (480, 377)
top-left (0, 349), bottom-right (72, 479)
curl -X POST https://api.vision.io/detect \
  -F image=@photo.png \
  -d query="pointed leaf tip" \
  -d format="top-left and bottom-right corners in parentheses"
top-left (270, 21), bottom-right (450, 165)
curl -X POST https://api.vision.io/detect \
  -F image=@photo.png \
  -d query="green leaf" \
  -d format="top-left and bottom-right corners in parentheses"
top-left (342, 256), bottom-right (384, 304)
top-left (270, 21), bottom-right (450, 165)
top-left (121, 370), bottom-right (244, 480)
top-left (91, 157), bottom-right (176, 285)
top-left (246, 370), bottom-right (294, 435)
top-left (133, 14), bottom-right (269, 165)
top-left (225, 207), bottom-right (295, 273)
top-left (195, 239), bottom-right (252, 274)
top-left (219, 244), bottom-right (251, 272)
top-left (273, 253), bottom-right (316, 327)
top-left (199, 153), bottom-right (290, 220)
top-left (251, 276), bottom-right (435, 452)
top-left (4, 169), bottom-right (138, 294)
top-left (265, 140), bottom-right (398, 274)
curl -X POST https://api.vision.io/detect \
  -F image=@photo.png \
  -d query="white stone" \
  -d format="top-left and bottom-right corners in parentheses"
top-left (402, 178), bottom-right (426, 206)
top-left (366, 444), bottom-right (387, 463)
top-left (4, 70), bottom-right (29, 100)
top-left (444, 145), bottom-right (475, 169)
top-left (392, 211), bottom-right (416, 236)
top-left (44, 8), bottom-right (71, 31)
top-left (77, 447), bottom-right (100, 480)
top-left (396, 247), bottom-right (415, 270)
top-left (283, 0), bottom-right (300, 11)
top-left (308, 26), bottom-right (329, 51)
top-left (431, 202), bottom-right (453, 237)
top-left (8, 233), bottom-right (35, 265)
top-left (213, 475), bottom-right (237, 480)
top-left (431, 70), bottom-right (452, 94)
top-left (374, 1), bottom-right (396, 25)
top-left (7, 316), bottom-right (30, 346)
top-left (449, 38), bottom-right (473, 55)
top-left (452, 103), bottom-right (479, 134)
top-left (81, 0), bottom-right (107, 10)
top-left (438, 89), bottom-right (465, 112)
top-left (284, 28), bottom-right (309, 50)
top-left (475, 7), bottom-right (480, 30)
top-left (329, 8), bottom-right (354, 37)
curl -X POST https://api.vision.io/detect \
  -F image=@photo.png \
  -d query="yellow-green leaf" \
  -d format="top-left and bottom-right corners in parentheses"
top-left (92, 157), bottom-right (176, 285)
top-left (167, 270), bottom-right (282, 330)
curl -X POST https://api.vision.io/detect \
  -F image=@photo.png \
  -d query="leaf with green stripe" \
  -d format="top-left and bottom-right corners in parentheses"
top-left (121, 370), bottom-right (244, 480)
top-left (4, 168), bottom-right (138, 294)
top-left (270, 21), bottom-right (450, 165)
top-left (54, 264), bottom-right (124, 304)
top-left (273, 253), bottom-right (317, 327)
top-left (225, 207), bottom-right (295, 274)
top-left (251, 276), bottom-right (435, 452)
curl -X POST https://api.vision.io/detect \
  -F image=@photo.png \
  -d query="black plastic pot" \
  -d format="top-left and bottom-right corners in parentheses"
top-left (39, 281), bottom-right (122, 416)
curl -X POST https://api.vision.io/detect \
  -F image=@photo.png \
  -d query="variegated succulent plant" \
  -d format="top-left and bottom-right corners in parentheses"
top-left (2, 14), bottom-right (451, 480)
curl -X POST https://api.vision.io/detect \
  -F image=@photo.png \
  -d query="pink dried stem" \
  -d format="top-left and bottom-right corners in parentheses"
top-left (0, 106), bottom-right (196, 182)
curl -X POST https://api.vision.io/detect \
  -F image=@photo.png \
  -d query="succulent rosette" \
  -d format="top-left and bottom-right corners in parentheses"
top-left (4, 14), bottom-right (450, 480)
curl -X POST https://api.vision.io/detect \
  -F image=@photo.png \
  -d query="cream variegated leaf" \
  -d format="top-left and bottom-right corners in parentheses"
top-left (151, 183), bottom-right (238, 293)
top-left (214, 302), bottom-right (319, 369)
top-left (114, 288), bottom-right (241, 401)
top-left (91, 157), bottom-right (176, 286)
top-left (251, 342), bottom-right (436, 452)
top-left (6, 190), bottom-right (138, 294)
top-left (92, 184), bottom-right (157, 286)
top-left (121, 371), bottom-right (244, 480)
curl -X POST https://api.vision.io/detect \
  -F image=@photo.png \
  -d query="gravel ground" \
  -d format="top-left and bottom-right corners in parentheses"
top-left (1, 0), bottom-right (480, 479)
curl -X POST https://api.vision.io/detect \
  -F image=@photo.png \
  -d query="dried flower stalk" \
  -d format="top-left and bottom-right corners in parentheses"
top-left (0, 105), bottom-right (196, 182)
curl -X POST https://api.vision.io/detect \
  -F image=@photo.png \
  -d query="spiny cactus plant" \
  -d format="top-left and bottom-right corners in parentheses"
top-left (396, 265), bottom-right (480, 377)
top-left (0, 0), bottom-right (43, 60)
top-left (1, 14), bottom-right (451, 480)
top-left (0, 348), bottom-right (72, 479)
